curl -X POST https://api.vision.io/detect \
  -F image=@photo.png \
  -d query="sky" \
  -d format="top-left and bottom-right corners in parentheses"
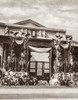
top-left (0, 0), bottom-right (78, 41)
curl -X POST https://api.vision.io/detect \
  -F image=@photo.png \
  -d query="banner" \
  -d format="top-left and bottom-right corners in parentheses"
top-left (15, 38), bottom-right (24, 45)
top-left (28, 46), bottom-right (51, 53)
top-left (60, 43), bottom-right (70, 49)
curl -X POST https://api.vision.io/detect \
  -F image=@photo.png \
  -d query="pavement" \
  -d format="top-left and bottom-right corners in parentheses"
top-left (0, 86), bottom-right (78, 99)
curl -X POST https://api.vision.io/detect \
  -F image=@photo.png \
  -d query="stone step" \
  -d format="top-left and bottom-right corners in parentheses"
top-left (0, 86), bottom-right (78, 99)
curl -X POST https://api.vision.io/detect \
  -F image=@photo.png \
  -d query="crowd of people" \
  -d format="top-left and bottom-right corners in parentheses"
top-left (0, 70), bottom-right (37, 86)
top-left (0, 68), bottom-right (78, 87)
top-left (49, 72), bottom-right (78, 87)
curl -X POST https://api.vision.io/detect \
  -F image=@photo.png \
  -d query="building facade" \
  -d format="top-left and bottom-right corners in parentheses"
top-left (0, 19), bottom-right (77, 79)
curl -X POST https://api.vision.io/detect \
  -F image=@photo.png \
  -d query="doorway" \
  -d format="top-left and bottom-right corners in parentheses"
top-left (29, 52), bottom-right (50, 80)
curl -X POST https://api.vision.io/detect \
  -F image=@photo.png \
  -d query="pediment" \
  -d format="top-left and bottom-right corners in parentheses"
top-left (15, 19), bottom-right (45, 28)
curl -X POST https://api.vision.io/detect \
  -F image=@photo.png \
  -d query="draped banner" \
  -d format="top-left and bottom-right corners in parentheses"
top-left (28, 46), bottom-right (51, 53)
top-left (15, 38), bottom-right (24, 45)
top-left (60, 43), bottom-right (70, 49)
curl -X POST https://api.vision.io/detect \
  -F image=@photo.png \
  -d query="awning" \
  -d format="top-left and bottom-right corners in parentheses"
top-left (28, 46), bottom-right (51, 53)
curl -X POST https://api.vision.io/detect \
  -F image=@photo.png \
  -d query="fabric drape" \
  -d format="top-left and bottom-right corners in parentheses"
top-left (28, 46), bottom-right (51, 53)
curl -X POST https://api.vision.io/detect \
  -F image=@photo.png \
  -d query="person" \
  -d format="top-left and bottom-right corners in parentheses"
top-left (0, 69), bottom-right (2, 78)
top-left (19, 53), bottom-right (25, 71)
top-left (6, 55), bottom-right (11, 71)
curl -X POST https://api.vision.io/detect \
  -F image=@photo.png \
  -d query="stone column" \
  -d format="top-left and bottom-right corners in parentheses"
top-left (53, 43), bottom-right (61, 73)
top-left (23, 37), bottom-right (29, 72)
top-left (49, 48), bottom-right (53, 78)
top-left (3, 45), bottom-right (6, 69)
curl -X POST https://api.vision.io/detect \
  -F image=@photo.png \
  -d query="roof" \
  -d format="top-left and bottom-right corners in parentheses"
top-left (0, 23), bottom-right (66, 33)
top-left (14, 19), bottom-right (45, 28)
top-left (0, 19), bottom-right (66, 32)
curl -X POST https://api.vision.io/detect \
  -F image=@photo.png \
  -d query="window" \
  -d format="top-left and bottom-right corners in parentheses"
top-left (32, 30), bottom-right (36, 37)
top-left (37, 62), bottom-right (42, 76)
top-left (30, 62), bottom-right (36, 72)
top-left (44, 63), bottom-right (49, 73)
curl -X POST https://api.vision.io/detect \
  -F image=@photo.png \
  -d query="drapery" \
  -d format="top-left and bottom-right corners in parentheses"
top-left (15, 38), bottom-right (24, 45)
top-left (28, 46), bottom-right (51, 53)
top-left (60, 43), bottom-right (70, 49)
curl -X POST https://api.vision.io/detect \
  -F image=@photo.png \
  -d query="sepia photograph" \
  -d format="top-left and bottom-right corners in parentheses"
top-left (0, 0), bottom-right (78, 100)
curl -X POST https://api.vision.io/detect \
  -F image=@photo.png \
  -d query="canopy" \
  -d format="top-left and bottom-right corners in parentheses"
top-left (28, 46), bottom-right (51, 53)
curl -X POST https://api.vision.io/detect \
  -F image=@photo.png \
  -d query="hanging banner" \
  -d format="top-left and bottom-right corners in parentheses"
top-left (15, 38), bottom-right (24, 45)
top-left (60, 43), bottom-right (70, 49)
top-left (28, 46), bottom-right (51, 53)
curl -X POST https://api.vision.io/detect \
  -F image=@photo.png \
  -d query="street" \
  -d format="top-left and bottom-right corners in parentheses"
top-left (0, 86), bottom-right (78, 99)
